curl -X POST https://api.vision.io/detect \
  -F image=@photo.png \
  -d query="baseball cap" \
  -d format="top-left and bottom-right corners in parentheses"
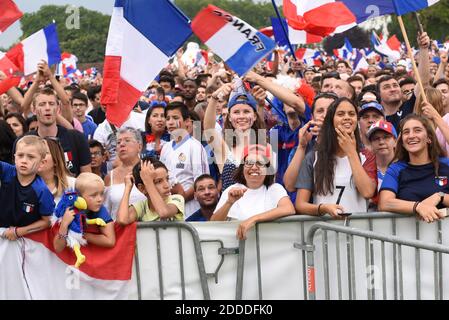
top-left (359, 101), bottom-right (385, 117)
top-left (227, 93), bottom-right (258, 111)
top-left (366, 120), bottom-right (398, 141)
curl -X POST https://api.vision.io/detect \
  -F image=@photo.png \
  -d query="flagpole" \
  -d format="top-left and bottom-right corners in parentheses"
top-left (271, 0), bottom-right (297, 61)
top-left (397, 15), bottom-right (428, 103)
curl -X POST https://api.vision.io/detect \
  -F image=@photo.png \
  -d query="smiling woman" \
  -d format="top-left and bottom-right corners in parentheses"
top-left (211, 144), bottom-right (294, 240)
top-left (295, 98), bottom-right (377, 218)
top-left (379, 114), bottom-right (449, 223)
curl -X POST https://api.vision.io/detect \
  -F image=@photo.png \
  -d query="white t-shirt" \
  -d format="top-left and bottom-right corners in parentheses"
top-left (93, 111), bottom-right (146, 171)
top-left (296, 151), bottom-right (372, 213)
top-left (160, 135), bottom-right (209, 217)
top-left (214, 183), bottom-right (288, 221)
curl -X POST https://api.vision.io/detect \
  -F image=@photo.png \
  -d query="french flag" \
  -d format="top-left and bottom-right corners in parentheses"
top-left (295, 48), bottom-right (322, 66)
top-left (352, 50), bottom-right (369, 72)
top-left (101, 0), bottom-right (191, 127)
top-left (0, 223), bottom-right (137, 299)
top-left (393, 0), bottom-right (440, 15)
top-left (371, 31), bottom-right (401, 61)
top-left (57, 52), bottom-right (79, 77)
top-left (192, 5), bottom-right (275, 76)
top-left (333, 38), bottom-right (354, 60)
top-left (271, 17), bottom-right (322, 46)
top-left (0, 0), bottom-right (23, 34)
top-left (283, 0), bottom-right (440, 37)
top-left (0, 51), bottom-right (20, 94)
top-left (6, 23), bottom-right (61, 76)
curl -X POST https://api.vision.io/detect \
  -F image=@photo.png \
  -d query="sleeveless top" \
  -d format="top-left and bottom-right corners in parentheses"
top-left (104, 169), bottom-right (146, 220)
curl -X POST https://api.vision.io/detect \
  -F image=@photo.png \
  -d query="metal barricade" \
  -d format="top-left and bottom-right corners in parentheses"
top-left (298, 222), bottom-right (449, 300)
top-left (135, 221), bottom-right (211, 300)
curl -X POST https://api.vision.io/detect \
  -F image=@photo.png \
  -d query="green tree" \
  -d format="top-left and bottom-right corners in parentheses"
top-left (20, 5), bottom-right (110, 63)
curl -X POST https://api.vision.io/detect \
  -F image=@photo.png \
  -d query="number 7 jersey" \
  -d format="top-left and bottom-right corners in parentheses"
top-left (296, 150), bottom-right (377, 214)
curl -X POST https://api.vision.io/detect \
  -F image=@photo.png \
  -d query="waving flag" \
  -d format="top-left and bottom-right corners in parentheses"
top-left (6, 23), bottom-right (61, 76)
top-left (295, 48), bottom-right (322, 66)
top-left (392, 0), bottom-right (440, 15)
top-left (192, 5), bottom-right (275, 76)
top-left (0, 223), bottom-right (136, 299)
top-left (283, 0), bottom-right (440, 37)
top-left (352, 50), bottom-right (369, 72)
top-left (57, 52), bottom-right (79, 77)
top-left (371, 31), bottom-right (401, 61)
top-left (334, 38), bottom-right (354, 60)
top-left (101, 0), bottom-right (191, 127)
top-left (0, 0), bottom-right (23, 34)
top-left (271, 17), bottom-right (322, 46)
top-left (0, 52), bottom-right (21, 94)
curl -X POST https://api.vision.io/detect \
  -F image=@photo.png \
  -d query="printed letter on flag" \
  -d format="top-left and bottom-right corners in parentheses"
top-left (101, 0), bottom-right (192, 127)
top-left (191, 5), bottom-right (275, 76)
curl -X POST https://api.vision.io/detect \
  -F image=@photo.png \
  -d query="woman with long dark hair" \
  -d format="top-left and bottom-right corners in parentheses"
top-left (379, 114), bottom-right (449, 223)
top-left (295, 98), bottom-right (377, 217)
top-left (141, 103), bottom-right (170, 159)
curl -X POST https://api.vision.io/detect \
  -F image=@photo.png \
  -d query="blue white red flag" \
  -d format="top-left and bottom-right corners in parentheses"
top-left (270, 17), bottom-right (322, 46)
top-left (101, 0), bottom-right (192, 127)
top-left (192, 5), bottom-right (275, 76)
top-left (283, 0), bottom-right (440, 37)
top-left (6, 23), bottom-right (61, 76)
top-left (371, 31), bottom-right (401, 61)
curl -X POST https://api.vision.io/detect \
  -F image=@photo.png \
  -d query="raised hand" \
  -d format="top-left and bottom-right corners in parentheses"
top-left (227, 187), bottom-right (247, 205)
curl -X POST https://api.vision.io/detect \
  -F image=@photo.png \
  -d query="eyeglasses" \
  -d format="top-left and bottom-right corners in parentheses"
top-left (117, 138), bottom-right (137, 145)
top-left (90, 151), bottom-right (103, 157)
top-left (244, 159), bottom-right (268, 168)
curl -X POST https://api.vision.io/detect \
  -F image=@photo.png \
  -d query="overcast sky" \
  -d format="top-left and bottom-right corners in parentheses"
top-left (0, 0), bottom-right (281, 48)
top-left (0, 0), bottom-right (115, 48)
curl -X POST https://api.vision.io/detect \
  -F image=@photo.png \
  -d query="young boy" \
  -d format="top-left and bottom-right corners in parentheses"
top-left (53, 173), bottom-right (115, 265)
top-left (160, 102), bottom-right (209, 218)
top-left (72, 91), bottom-right (98, 139)
top-left (0, 136), bottom-right (54, 240)
top-left (116, 158), bottom-right (184, 224)
top-left (89, 139), bottom-right (107, 179)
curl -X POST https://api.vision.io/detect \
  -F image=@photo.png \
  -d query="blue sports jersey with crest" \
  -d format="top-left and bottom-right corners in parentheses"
top-left (380, 158), bottom-right (449, 203)
top-left (0, 161), bottom-right (55, 228)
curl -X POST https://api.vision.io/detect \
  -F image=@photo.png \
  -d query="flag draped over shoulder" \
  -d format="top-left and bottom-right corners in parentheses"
top-left (0, 0), bottom-right (23, 34)
top-left (6, 23), bottom-right (61, 76)
top-left (283, 0), bottom-right (441, 37)
top-left (191, 5), bottom-right (276, 76)
top-left (101, 0), bottom-right (192, 127)
top-left (0, 223), bottom-right (136, 299)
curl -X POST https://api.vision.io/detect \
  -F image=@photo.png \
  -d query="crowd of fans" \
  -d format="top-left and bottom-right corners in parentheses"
top-left (2, 29), bottom-right (449, 247)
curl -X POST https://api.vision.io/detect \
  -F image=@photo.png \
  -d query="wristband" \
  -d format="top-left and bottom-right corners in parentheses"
top-left (13, 227), bottom-right (21, 238)
top-left (413, 201), bottom-right (420, 215)
top-left (317, 204), bottom-right (324, 216)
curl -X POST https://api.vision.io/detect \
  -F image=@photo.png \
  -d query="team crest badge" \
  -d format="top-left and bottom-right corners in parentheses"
top-left (435, 176), bottom-right (448, 187)
top-left (23, 203), bottom-right (35, 213)
top-left (178, 153), bottom-right (186, 162)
